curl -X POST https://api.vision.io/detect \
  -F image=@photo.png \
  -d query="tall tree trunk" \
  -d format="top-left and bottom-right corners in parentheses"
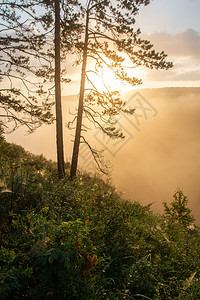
top-left (70, 11), bottom-right (90, 178)
top-left (55, 0), bottom-right (65, 178)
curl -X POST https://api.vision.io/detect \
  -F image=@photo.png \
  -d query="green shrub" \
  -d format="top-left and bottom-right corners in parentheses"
top-left (1, 143), bottom-right (200, 299)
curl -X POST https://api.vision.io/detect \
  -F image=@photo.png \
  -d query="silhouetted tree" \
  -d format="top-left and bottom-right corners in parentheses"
top-left (0, 0), bottom-right (80, 177)
top-left (55, 0), bottom-right (65, 177)
top-left (70, 0), bottom-right (173, 177)
top-left (0, 0), bottom-right (55, 132)
top-left (46, 0), bottom-right (83, 177)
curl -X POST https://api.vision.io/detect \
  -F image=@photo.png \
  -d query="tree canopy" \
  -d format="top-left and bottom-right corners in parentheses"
top-left (70, 0), bottom-right (173, 176)
top-left (0, 0), bottom-right (56, 132)
top-left (0, 0), bottom-right (173, 177)
top-left (0, 0), bottom-right (80, 133)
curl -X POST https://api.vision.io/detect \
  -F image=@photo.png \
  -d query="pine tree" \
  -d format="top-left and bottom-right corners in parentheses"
top-left (0, 0), bottom-right (55, 132)
top-left (70, 0), bottom-right (173, 177)
top-left (0, 0), bottom-right (80, 177)
top-left (55, 0), bottom-right (65, 177)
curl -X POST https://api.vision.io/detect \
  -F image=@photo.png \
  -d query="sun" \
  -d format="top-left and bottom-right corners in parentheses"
top-left (86, 63), bottom-right (146, 94)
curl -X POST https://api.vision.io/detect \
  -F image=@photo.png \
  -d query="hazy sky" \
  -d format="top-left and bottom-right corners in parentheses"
top-left (135, 0), bottom-right (200, 88)
top-left (136, 0), bottom-right (200, 34)
top-left (64, 0), bottom-right (200, 94)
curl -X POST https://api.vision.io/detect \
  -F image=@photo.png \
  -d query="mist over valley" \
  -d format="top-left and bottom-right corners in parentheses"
top-left (7, 87), bottom-right (200, 222)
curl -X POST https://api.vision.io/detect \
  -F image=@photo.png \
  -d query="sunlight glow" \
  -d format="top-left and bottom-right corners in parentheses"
top-left (86, 62), bottom-right (146, 94)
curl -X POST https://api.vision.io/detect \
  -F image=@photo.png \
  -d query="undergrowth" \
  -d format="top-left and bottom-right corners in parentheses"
top-left (0, 138), bottom-right (200, 299)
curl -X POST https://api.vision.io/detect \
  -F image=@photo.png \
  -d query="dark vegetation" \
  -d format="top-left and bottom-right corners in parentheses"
top-left (0, 134), bottom-right (200, 299)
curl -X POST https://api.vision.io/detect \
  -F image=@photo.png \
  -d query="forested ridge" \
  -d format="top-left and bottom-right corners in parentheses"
top-left (0, 136), bottom-right (200, 299)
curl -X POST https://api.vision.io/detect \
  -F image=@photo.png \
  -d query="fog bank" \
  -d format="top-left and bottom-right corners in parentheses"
top-left (6, 88), bottom-right (200, 223)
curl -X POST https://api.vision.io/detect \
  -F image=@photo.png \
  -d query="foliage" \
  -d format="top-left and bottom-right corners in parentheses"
top-left (0, 0), bottom-right (80, 133)
top-left (0, 0), bottom-right (56, 132)
top-left (0, 213), bottom-right (97, 299)
top-left (69, 0), bottom-right (173, 176)
top-left (1, 142), bottom-right (200, 299)
top-left (163, 190), bottom-right (195, 227)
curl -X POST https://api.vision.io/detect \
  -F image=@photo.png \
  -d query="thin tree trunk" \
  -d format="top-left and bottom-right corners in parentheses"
top-left (55, 0), bottom-right (65, 178)
top-left (70, 11), bottom-right (90, 178)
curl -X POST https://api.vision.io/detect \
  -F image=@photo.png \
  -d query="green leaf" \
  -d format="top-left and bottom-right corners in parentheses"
top-left (48, 255), bottom-right (54, 264)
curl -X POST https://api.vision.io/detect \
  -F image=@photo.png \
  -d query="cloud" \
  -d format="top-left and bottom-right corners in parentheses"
top-left (61, 29), bottom-right (200, 86)
top-left (146, 68), bottom-right (200, 82)
top-left (142, 29), bottom-right (200, 60)
top-left (140, 29), bottom-right (200, 82)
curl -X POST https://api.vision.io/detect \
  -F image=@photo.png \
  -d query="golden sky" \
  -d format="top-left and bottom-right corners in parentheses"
top-left (63, 0), bottom-right (200, 95)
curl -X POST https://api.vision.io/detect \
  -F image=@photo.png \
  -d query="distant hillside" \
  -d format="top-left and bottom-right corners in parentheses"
top-left (123, 86), bottom-right (200, 100)
top-left (61, 87), bottom-right (200, 111)
top-left (62, 94), bottom-right (78, 102)
top-left (61, 86), bottom-right (200, 101)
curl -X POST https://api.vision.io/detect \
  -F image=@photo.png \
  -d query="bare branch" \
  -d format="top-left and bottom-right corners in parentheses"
top-left (80, 135), bottom-right (113, 175)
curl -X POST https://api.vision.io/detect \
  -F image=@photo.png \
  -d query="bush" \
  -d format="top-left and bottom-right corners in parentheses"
top-left (0, 212), bottom-right (98, 299)
top-left (0, 143), bottom-right (200, 299)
